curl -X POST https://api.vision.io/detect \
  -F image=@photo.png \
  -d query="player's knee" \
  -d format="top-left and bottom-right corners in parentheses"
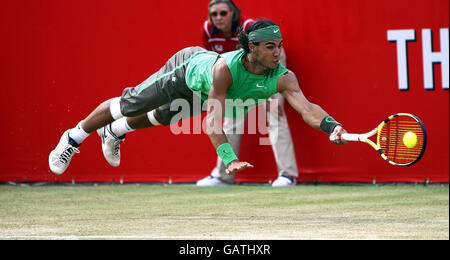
top-left (110, 97), bottom-right (124, 120)
top-left (118, 100), bottom-right (149, 118)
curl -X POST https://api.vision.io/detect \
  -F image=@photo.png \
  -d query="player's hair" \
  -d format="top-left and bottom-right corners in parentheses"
top-left (208, 0), bottom-right (241, 23)
top-left (238, 19), bottom-right (277, 55)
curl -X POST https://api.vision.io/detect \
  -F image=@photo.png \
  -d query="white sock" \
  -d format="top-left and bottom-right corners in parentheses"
top-left (68, 122), bottom-right (90, 145)
top-left (110, 117), bottom-right (135, 137)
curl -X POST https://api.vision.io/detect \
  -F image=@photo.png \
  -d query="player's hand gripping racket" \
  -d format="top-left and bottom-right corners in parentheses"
top-left (330, 113), bottom-right (427, 166)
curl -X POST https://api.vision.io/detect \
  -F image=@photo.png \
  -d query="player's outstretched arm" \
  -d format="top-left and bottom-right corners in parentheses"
top-left (207, 59), bottom-right (254, 174)
top-left (278, 71), bottom-right (348, 145)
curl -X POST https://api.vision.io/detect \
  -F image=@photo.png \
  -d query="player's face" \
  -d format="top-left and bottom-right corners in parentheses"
top-left (252, 39), bottom-right (283, 70)
top-left (209, 3), bottom-right (233, 32)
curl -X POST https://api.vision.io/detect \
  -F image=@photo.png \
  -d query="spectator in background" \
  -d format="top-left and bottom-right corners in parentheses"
top-left (197, 0), bottom-right (299, 187)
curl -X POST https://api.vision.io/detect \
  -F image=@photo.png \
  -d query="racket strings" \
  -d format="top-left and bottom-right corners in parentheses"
top-left (379, 116), bottom-right (425, 165)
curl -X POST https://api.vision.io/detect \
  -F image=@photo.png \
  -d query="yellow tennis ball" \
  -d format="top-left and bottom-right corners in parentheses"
top-left (403, 131), bottom-right (417, 148)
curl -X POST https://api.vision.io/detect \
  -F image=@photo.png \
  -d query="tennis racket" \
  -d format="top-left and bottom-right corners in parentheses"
top-left (330, 113), bottom-right (427, 166)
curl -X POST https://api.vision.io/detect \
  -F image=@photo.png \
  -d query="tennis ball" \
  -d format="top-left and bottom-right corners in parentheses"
top-left (403, 131), bottom-right (417, 148)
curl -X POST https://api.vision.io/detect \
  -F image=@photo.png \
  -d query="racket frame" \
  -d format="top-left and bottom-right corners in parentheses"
top-left (332, 113), bottom-right (427, 166)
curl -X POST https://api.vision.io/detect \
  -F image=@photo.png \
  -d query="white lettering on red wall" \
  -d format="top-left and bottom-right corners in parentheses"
top-left (388, 28), bottom-right (449, 91)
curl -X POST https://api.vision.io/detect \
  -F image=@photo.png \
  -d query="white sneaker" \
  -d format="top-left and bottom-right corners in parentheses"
top-left (272, 175), bottom-right (296, 187)
top-left (196, 176), bottom-right (230, 187)
top-left (49, 130), bottom-right (80, 175)
top-left (97, 124), bottom-right (124, 167)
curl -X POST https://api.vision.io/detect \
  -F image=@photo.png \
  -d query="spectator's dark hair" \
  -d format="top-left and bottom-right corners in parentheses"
top-left (238, 19), bottom-right (277, 55)
top-left (208, 0), bottom-right (241, 24)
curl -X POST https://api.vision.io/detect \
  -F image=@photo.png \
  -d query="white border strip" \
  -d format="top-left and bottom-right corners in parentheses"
top-left (0, 235), bottom-right (287, 240)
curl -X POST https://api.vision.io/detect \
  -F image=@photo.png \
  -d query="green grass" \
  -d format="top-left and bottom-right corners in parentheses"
top-left (0, 184), bottom-right (448, 240)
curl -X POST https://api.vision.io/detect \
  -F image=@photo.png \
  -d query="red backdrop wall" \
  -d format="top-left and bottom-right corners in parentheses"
top-left (1, 0), bottom-right (448, 183)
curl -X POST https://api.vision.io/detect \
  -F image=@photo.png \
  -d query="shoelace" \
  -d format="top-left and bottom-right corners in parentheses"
top-left (113, 139), bottom-right (121, 157)
top-left (105, 125), bottom-right (123, 157)
top-left (59, 146), bottom-right (80, 164)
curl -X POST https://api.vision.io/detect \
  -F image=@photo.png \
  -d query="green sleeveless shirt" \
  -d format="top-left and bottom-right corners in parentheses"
top-left (185, 49), bottom-right (288, 117)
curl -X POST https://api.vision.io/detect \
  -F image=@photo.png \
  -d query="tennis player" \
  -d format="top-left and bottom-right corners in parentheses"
top-left (49, 20), bottom-right (348, 176)
top-left (198, 0), bottom-right (300, 187)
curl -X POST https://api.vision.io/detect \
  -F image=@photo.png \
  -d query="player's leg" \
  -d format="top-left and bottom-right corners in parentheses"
top-left (48, 96), bottom-right (163, 175)
top-left (97, 46), bottom-right (208, 167)
top-left (48, 97), bottom-right (124, 175)
top-left (95, 78), bottom-right (170, 167)
top-left (49, 71), bottom-right (174, 173)
top-left (88, 46), bottom-right (208, 143)
top-left (96, 108), bottom-right (161, 167)
top-left (49, 47), bottom-right (207, 174)
top-left (267, 93), bottom-right (299, 187)
top-left (49, 70), bottom-right (170, 174)
top-left (197, 115), bottom-right (246, 186)
top-left (100, 78), bottom-right (207, 168)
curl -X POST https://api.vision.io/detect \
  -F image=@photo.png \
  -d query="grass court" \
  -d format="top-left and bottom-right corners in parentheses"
top-left (0, 184), bottom-right (448, 240)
